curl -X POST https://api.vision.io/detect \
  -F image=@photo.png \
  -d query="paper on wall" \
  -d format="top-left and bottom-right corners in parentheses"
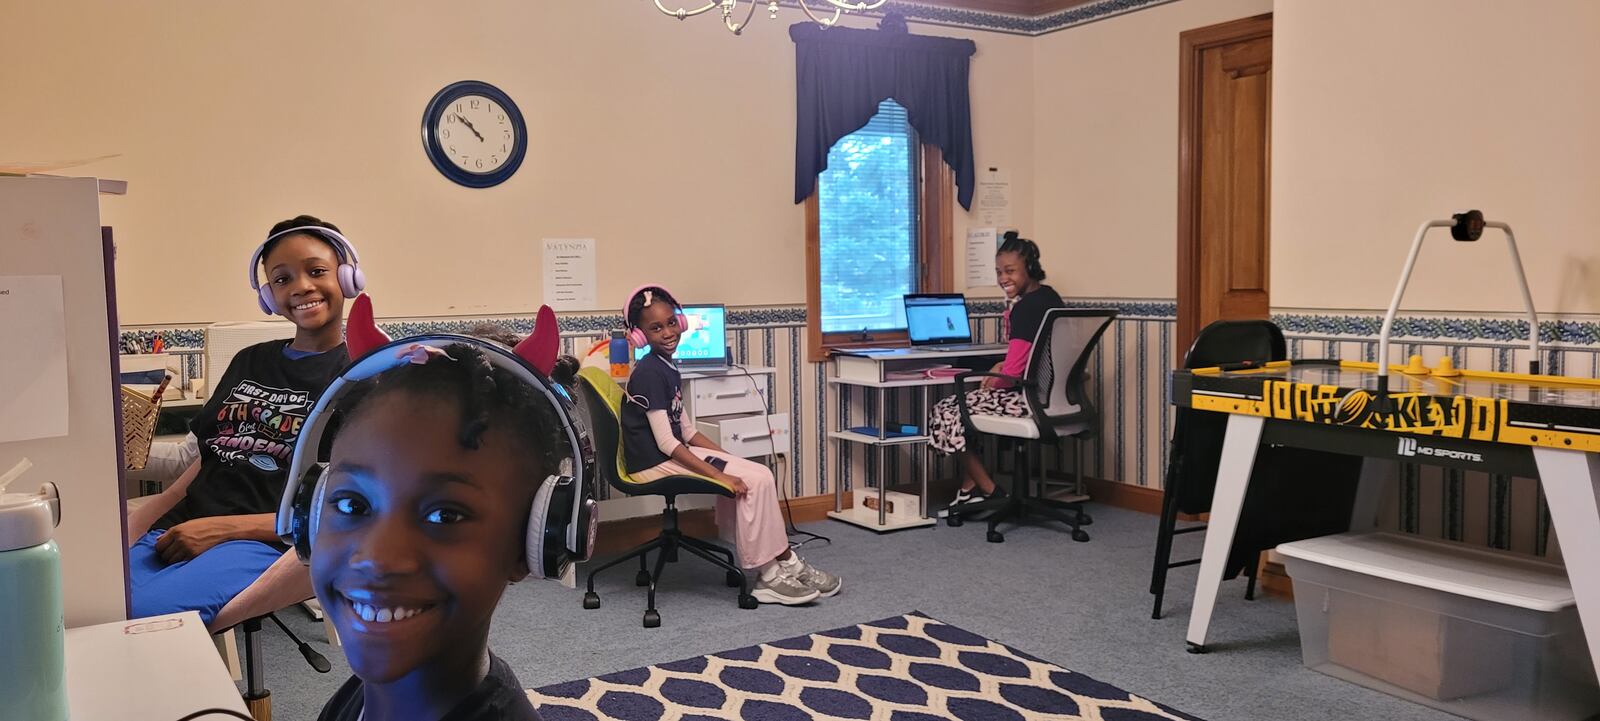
top-left (965, 228), bottom-right (999, 290)
top-left (0, 275), bottom-right (69, 442)
top-left (543, 238), bottom-right (597, 311)
top-left (974, 167), bottom-right (1011, 228)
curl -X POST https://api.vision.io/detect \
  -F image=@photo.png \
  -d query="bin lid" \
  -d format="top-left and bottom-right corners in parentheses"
top-left (1278, 532), bottom-right (1573, 612)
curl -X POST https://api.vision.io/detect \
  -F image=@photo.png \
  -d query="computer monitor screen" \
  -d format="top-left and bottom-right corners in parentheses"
top-left (904, 294), bottom-right (972, 344)
top-left (633, 304), bottom-right (728, 366)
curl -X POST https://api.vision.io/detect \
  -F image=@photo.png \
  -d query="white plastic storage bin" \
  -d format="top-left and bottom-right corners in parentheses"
top-left (1279, 532), bottom-right (1600, 721)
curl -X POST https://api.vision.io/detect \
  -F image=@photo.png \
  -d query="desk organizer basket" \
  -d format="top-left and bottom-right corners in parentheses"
top-left (120, 375), bottom-right (171, 470)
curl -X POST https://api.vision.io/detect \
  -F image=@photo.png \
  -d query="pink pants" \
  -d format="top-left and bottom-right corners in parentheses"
top-left (632, 448), bottom-right (787, 569)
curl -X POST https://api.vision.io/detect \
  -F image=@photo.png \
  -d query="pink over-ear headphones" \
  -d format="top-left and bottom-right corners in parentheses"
top-left (622, 284), bottom-right (687, 350)
top-left (248, 225), bottom-right (366, 315)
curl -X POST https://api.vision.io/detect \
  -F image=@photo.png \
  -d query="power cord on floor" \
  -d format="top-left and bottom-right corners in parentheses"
top-left (730, 363), bottom-right (829, 549)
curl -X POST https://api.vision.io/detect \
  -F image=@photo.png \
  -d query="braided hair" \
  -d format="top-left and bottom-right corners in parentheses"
top-left (262, 214), bottom-right (343, 266)
top-left (626, 286), bottom-right (682, 330)
top-left (998, 230), bottom-right (1046, 281)
top-left (333, 343), bottom-right (569, 481)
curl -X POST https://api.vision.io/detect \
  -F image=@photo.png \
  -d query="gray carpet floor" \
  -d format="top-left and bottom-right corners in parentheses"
top-left (248, 505), bottom-right (1463, 721)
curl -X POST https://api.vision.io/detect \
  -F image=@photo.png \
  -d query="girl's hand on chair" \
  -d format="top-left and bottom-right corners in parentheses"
top-left (718, 473), bottom-right (749, 497)
top-left (154, 517), bottom-right (237, 563)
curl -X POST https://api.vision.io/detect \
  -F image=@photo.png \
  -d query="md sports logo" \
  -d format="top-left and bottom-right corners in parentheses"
top-left (1397, 437), bottom-right (1483, 463)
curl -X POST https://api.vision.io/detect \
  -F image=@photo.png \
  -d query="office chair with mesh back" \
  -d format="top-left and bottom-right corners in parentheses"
top-left (946, 308), bottom-right (1116, 543)
top-left (575, 368), bottom-right (757, 628)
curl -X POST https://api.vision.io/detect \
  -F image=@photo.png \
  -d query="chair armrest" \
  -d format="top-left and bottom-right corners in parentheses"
top-left (953, 370), bottom-right (1033, 387)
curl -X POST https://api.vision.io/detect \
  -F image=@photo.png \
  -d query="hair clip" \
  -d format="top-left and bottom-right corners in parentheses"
top-left (397, 343), bottom-right (455, 365)
top-left (643, 290), bottom-right (655, 307)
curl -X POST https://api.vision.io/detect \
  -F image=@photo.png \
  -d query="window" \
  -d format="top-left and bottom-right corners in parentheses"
top-left (806, 100), bottom-right (953, 360)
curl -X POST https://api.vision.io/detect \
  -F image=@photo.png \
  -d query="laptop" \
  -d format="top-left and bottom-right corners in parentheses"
top-left (903, 293), bottom-right (1006, 353)
top-left (633, 303), bottom-right (731, 372)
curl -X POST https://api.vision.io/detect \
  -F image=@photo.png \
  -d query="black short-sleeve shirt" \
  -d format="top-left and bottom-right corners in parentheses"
top-left (157, 339), bottom-right (347, 535)
top-left (620, 352), bottom-right (685, 474)
top-left (317, 653), bottom-right (541, 721)
top-left (1006, 285), bottom-right (1065, 343)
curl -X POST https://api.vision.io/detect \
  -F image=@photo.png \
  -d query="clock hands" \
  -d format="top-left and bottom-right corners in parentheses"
top-left (453, 113), bottom-right (484, 142)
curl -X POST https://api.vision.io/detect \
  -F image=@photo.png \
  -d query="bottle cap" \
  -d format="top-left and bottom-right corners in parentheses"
top-left (0, 483), bottom-right (58, 552)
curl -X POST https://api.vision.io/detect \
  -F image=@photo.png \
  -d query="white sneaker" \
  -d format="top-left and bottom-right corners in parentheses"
top-left (752, 566), bottom-right (821, 605)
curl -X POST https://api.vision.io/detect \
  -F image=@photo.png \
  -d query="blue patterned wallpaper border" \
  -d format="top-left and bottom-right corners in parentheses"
top-left (117, 302), bottom-right (1600, 354)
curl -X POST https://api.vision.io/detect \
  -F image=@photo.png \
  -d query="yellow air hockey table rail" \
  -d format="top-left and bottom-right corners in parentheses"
top-left (1173, 211), bottom-right (1600, 675)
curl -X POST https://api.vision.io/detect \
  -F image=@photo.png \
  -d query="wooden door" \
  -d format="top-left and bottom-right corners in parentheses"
top-left (1176, 14), bottom-right (1272, 360)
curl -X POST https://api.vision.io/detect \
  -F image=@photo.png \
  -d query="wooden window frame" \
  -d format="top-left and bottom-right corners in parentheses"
top-left (805, 143), bottom-right (954, 363)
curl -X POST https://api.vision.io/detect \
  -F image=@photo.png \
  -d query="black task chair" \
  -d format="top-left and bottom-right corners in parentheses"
top-left (946, 308), bottom-right (1117, 543)
top-left (1149, 319), bottom-right (1363, 620)
top-left (236, 611), bottom-right (331, 720)
top-left (575, 368), bottom-right (756, 628)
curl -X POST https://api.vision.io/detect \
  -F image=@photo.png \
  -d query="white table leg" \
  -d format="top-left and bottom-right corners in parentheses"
top-left (1349, 458), bottom-right (1395, 531)
top-left (1533, 448), bottom-right (1600, 672)
top-left (1184, 414), bottom-right (1265, 652)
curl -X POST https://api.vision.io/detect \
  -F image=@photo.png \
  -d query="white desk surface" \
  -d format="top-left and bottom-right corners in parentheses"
top-left (66, 611), bottom-right (248, 719)
top-left (832, 346), bottom-right (1007, 361)
top-left (684, 365), bottom-right (775, 380)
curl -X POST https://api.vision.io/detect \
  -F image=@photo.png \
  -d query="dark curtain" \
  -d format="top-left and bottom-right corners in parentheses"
top-left (791, 22), bottom-right (978, 209)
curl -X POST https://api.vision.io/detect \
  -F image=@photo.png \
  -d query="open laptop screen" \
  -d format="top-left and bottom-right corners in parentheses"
top-left (634, 304), bottom-right (728, 368)
top-left (904, 294), bottom-right (972, 345)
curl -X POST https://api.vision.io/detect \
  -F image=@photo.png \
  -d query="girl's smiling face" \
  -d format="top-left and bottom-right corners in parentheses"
top-left (310, 389), bottom-right (534, 687)
top-left (262, 232), bottom-right (345, 332)
top-left (637, 300), bottom-right (682, 357)
top-left (995, 250), bottom-right (1037, 299)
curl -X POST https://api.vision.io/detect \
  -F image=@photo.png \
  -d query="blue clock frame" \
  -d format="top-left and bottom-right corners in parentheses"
top-left (421, 80), bottom-right (527, 188)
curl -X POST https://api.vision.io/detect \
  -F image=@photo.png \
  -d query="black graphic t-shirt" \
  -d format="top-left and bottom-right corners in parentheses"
top-left (621, 352), bottom-right (684, 474)
top-left (1006, 284), bottom-right (1065, 343)
top-left (318, 653), bottom-right (542, 721)
top-left (157, 339), bottom-right (347, 533)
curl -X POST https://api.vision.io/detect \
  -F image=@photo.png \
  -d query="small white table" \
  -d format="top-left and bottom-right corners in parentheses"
top-left (66, 611), bottom-right (248, 720)
top-left (827, 346), bottom-right (1008, 531)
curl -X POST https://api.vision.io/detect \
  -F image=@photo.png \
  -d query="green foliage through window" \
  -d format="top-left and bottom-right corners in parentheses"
top-left (817, 100), bottom-right (919, 335)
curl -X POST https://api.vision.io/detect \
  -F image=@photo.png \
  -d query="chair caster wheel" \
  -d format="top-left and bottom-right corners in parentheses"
top-left (986, 530), bottom-right (1004, 543)
top-left (1077, 512), bottom-right (1093, 526)
top-left (947, 514), bottom-right (963, 527)
top-left (635, 570), bottom-right (650, 587)
top-left (1072, 529), bottom-right (1090, 543)
top-left (739, 594), bottom-right (759, 610)
top-left (582, 592), bottom-right (600, 610)
top-left (643, 610), bottom-right (661, 628)
top-left (726, 570), bottom-right (744, 587)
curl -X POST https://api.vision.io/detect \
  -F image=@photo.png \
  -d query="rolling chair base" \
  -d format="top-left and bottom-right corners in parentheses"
top-left (583, 502), bottom-right (756, 627)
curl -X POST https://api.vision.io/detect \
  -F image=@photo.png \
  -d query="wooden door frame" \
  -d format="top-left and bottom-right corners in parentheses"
top-left (1176, 12), bottom-right (1273, 360)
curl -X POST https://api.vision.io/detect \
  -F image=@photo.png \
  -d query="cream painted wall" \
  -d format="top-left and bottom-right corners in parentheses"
top-left (1031, 0), bottom-right (1272, 300)
top-left (1273, 0), bottom-right (1600, 315)
top-left (3, 2), bottom-right (1034, 326)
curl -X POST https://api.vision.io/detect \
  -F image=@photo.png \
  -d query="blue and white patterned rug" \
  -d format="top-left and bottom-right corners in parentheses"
top-left (528, 612), bottom-right (1203, 720)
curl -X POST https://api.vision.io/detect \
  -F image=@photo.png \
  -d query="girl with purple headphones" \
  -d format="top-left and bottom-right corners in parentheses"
top-left (622, 285), bottom-right (840, 605)
top-left (126, 214), bottom-right (362, 627)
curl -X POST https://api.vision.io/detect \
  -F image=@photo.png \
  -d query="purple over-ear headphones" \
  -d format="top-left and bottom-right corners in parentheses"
top-left (622, 284), bottom-right (688, 350)
top-left (248, 225), bottom-right (366, 315)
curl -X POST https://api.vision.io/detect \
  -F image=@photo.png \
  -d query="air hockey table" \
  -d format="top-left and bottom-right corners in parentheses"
top-left (1172, 211), bottom-right (1600, 669)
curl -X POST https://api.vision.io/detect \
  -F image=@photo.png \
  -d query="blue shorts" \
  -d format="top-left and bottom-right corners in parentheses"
top-left (128, 530), bottom-right (282, 627)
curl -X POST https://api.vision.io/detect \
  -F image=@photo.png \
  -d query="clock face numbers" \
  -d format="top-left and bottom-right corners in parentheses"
top-left (435, 94), bottom-right (516, 175)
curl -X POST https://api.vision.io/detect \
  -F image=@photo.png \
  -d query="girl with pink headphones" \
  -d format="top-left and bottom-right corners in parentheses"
top-left (620, 285), bottom-right (841, 606)
top-left (126, 214), bottom-right (362, 628)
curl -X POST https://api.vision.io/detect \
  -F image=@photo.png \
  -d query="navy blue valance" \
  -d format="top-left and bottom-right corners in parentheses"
top-left (791, 21), bottom-right (978, 209)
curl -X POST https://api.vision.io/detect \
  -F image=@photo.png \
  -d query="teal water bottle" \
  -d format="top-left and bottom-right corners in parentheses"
top-left (0, 482), bottom-right (66, 721)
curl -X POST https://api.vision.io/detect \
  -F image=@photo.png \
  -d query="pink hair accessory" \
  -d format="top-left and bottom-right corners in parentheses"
top-left (396, 343), bottom-right (454, 365)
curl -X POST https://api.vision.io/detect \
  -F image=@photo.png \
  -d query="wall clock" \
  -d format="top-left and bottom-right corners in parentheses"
top-left (421, 80), bottom-right (527, 188)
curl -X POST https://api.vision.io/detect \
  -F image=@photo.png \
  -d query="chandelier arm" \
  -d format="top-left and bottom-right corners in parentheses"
top-left (725, 0), bottom-right (759, 33)
top-left (795, 0), bottom-right (843, 27)
top-left (822, 0), bottom-right (889, 10)
top-left (655, 0), bottom-right (721, 19)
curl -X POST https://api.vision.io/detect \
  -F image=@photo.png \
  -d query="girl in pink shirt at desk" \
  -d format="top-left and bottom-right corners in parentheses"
top-left (928, 232), bottom-right (1064, 511)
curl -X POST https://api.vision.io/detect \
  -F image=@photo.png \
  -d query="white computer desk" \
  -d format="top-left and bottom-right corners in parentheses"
top-left (827, 346), bottom-right (1008, 531)
top-left (65, 611), bottom-right (249, 719)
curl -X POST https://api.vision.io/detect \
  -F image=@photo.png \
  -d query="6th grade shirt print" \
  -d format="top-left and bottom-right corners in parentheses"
top-left (207, 379), bottom-right (311, 473)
